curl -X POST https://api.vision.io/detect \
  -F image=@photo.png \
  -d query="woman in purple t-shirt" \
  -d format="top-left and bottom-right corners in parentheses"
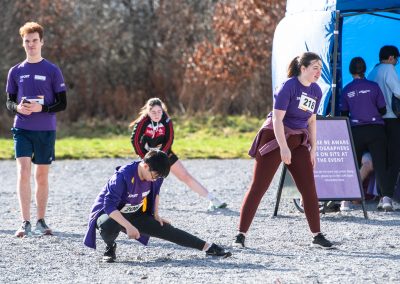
top-left (233, 52), bottom-right (334, 249)
top-left (340, 57), bottom-right (391, 210)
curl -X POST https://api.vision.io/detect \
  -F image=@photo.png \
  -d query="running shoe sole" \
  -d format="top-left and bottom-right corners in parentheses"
top-left (311, 243), bottom-right (335, 250)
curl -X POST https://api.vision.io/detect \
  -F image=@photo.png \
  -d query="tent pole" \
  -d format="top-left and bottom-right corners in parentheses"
top-left (331, 10), bottom-right (341, 116)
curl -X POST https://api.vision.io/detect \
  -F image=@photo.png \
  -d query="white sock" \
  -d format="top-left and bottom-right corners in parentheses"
top-left (203, 242), bottom-right (212, 251)
top-left (207, 193), bottom-right (215, 201)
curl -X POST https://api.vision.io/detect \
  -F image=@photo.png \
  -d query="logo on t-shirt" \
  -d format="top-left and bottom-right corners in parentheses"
top-left (144, 123), bottom-right (166, 138)
top-left (34, 75), bottom-right (46, 81)
top-left (19, 74), bottom-right (30, 82)
top-left (347, 91), bottom-right (356, 98)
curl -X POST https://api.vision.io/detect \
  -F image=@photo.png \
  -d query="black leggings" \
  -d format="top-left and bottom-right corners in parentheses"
top-left (96, 210), bottom-right (206, 250)
top-left (384, 119), bottom-right (400, 196)
top-left (351, 124), bottom-right (390, 196)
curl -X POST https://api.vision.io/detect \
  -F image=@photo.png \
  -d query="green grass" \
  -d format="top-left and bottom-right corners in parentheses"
top-left (0, 115), bottom-right (264, 160)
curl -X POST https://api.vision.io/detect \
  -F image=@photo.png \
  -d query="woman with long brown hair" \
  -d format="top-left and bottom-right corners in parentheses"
top-left (129, 98), bottom-right (227, 211)
top-left (233, 52), bottom-right (334, 249)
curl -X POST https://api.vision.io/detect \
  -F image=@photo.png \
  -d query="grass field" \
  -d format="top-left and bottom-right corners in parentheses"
top-left (0, 115), bottom-right (264, 160)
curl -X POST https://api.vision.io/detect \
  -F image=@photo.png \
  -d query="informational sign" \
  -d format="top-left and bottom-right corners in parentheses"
top-left (273, 117), bottom-right (367, 218)
top-left (314, 117), bottom-right (363, 200)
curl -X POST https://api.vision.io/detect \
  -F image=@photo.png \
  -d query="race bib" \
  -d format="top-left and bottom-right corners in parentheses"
top-left (298, 94), bottom-right (316, 113)
top-left (120, 202), bottom-right (143, 214)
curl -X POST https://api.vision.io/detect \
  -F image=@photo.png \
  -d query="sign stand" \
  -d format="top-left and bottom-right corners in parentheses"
top-left (273, 117), bottom-right (368, 219)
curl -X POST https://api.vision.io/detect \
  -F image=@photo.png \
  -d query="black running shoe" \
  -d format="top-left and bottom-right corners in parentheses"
top-left (311, 233), bottom-right (334, 249)
top-left (15, 221), bottom-right (32, 238)
top-left (232, 233), bottom-right (246, 248)
top-left (102, 243), bottom-right (117, 263)
top-left (35, 219), bottom-right (53, 235)
top-left (205, 243), bottom-right (232, 258)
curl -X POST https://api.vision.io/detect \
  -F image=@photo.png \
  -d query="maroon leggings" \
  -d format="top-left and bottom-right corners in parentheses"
top-left (239, 129), bottom-right (321, 233)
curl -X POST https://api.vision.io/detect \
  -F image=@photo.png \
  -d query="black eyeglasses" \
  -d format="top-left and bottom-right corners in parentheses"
top-left (149, 171), bottom-right (159, 180)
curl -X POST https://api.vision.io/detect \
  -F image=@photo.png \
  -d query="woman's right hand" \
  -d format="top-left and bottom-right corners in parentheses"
top-left (280, 146), bottom-right (292, 165)
top-left (125, 224), bottom-right (140, 239)
top-left (17, 101), bottom-right (33, 115)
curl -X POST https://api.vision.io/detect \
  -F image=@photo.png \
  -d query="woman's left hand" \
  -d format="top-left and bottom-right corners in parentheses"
top-left (310, 148), bottom-right (316, 168)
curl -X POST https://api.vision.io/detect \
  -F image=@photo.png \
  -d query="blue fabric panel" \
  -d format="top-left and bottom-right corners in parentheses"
top-left (337, 0), bottom-right (400, 12)
top-left (341, 12), bottom-right (400, 87)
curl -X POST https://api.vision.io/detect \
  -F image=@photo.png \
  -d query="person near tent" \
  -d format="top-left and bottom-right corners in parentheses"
top-left (232, 52), bottom-right (334, 249)
top-left (340, 56), bottom-right (390, 211)
top-left (368, 45), bottom-right (400, 211)
top-left (83, 149), bottom-right (232, 262)
top-left (129, 98), bottom-right (227, 211)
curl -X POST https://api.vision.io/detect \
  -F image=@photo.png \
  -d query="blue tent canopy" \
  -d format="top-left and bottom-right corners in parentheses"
top-left (272, 0), bottom-right (400, 115)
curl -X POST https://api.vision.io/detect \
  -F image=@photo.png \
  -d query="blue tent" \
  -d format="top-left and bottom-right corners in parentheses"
top-left (272, 0), bottom-right (400, 115)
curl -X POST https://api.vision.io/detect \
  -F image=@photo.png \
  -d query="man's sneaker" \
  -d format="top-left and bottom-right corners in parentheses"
top-left (207, 198), bottom-right (228, 211)
top-left (382, 196), bottom-right (393, 211)
top-left (311, 233), bottom-right (334, 249)
top-left (205, 243), bottom-right (232, 258)
top-left (340, 201), bottom-right (351, 211)
top-left (15, 221), bottom-right (32, 238)
top-left (377, 198), bottom-right (383, 210)
top-left (35, 219), bottom-right (53, 235)
top-left (102, 243), bottom-right (117, 263)
top-left (232, 233), bottom-right (246, 248)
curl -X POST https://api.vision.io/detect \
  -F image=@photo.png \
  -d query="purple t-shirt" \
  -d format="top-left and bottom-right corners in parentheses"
top-left (273, 77), bottom-right (322, 129)
top-left (83, 161), bottom-right (163, 249)
top-left (6, 59), bottom-right (66, 131)
top-left (340, 78), bottom-right (386, 126)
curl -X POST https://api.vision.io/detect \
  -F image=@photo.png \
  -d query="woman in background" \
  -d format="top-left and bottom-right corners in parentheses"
top-left (129, 98), bottom-right (227, 211)
top-left (340, 57), bottom-right (390, 210)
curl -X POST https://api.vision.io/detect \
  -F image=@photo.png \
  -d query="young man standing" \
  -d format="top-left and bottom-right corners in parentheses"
top-left (83, 150), bottom-right (231, 262)
top-left (5, 22), bottom-right (67, 237)
top-left (368, 45), bottom-right (400, 210)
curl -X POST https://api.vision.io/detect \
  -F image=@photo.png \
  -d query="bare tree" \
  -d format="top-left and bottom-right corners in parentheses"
top-left (0, 0), bottom-right (286, 136)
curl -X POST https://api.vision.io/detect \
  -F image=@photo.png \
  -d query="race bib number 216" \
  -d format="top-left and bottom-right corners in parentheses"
top-left (298, 94), bottom-right (316, 113)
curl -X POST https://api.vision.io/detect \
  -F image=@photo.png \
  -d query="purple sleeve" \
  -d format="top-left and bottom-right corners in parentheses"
top-left (6, 68), bottom-right (17, 94)
top-left (375, 84), bottom-right (386, 109)
top-left (274, 81), bottom-right (292, 111)
top-left (340, 86), bottom-right (349, 111)
top-left (103, 173), bottom-right (126, 215)
top-left (52, 66), bottom-right (67, 93)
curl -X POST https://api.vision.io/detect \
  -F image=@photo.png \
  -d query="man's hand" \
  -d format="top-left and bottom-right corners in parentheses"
top-left (154, 213), bottom-right (170, 226)
top-left (17, 101), bottom-right (33, 115)
top-left (125, 224), bottom-right (140, 239)
top-left (24, 101), bottom-right (43, 113)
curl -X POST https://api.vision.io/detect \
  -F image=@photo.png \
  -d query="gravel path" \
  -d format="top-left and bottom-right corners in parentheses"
top-left (1, 159), bottom-right (399, 283)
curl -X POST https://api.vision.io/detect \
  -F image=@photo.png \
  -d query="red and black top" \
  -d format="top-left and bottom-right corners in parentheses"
top-left (131, 113), bottom-right (174, 158)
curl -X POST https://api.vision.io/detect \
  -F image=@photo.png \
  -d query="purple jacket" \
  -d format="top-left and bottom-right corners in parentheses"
top-left (83, 161), bottom-right (163, 249)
